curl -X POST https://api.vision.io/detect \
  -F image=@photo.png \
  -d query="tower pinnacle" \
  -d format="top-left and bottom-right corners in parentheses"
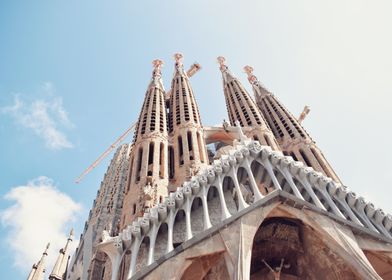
top-left (217, 57), bottom-right (279, 150)
top-left (152, 59), bottom-right (163, 74)
top-left (167, 53), bottom-right (207, 187)
top-left (27, 243), bottom-right (50, 280)
top-left (122, 59), bottom-right (170, 226)
top-left (49, 230), bottom-right (74, 280)
top-left (243, 65), bottom-right (257, 84)
top-left (217, 56), bottom-right (236, 83)
top-left (245, 65), bottom-right (341, 182)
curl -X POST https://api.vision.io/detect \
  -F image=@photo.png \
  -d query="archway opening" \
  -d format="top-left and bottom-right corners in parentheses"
top-left (191, 197), bottom-right (204, 235)
top-left (237, 166), bottom-right (255, 204)
top-left (207, 186), bottom-right (222, 225)
top-left (250, 160), bottom-right (274, 195)
top-left (250, 217), bottom-right (358, 279)
top-left (222, 176), bottom-right (238, 215)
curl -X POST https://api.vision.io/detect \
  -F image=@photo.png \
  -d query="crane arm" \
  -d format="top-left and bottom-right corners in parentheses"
top-left (75, 122), bottom-right (136, 183)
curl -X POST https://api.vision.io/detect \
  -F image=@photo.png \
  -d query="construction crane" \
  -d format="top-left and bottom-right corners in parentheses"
top-left (298, 105), bottom-right (310, 124)
top-left (75, 122), bottom-right (136, 183)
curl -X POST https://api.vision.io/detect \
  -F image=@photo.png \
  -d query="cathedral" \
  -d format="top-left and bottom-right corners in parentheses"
top-left (27, 54), bottom-right (392, 280)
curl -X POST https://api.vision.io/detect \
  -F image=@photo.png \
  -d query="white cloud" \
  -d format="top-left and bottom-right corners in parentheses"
top-left (1, 83), bottom-right (74, 150)
top-left (0, 177), bottom-right (81, 273)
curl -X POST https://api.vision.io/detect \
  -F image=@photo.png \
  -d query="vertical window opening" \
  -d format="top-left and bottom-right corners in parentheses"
top-left (299, 149), bottom-right (312, 167)
top-left (136, 148), bottom-right (143, 182)
top-left (148, 142), bottom-right (154, 176)
top-left (178, 136), bottom-right (184, 165)
top-left (187, 131), bottom-right (194, 160)
top-left (169, 146), bottom-right (175, 179)
top-left (159, 142), bottom-right (165, 178)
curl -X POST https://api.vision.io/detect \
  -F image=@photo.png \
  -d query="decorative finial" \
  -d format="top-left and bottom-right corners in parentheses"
top-left (217, 56), bottom-right (227, 70)
top-left (152, 59), bottom-right (164, 75)
top-left (244, 65), bottom-right (258, 84)
top-left (69, 228), bottom-right (74, 239)
top-left (44, 243), bottom-right (50, 255)
top-left (174, 53), bottom-right (183, 64)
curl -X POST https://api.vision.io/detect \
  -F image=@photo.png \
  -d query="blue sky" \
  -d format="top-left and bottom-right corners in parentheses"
top-left (1, 1), bottom-right (392, 279)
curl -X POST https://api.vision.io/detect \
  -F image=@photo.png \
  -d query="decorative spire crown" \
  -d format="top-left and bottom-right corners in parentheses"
top-left (151, 59), bottom-right (165, 89)
top-left (217, 56), bottom-right (228, 71)
top-left (173, 52), bottom-right (187, 76)
top-left (244, 65), bottom-right (258, 84)
top-left (217, 56), bottom-right (235, 83)
top-left (44, 242), bottom-right (50, 255)
top-left (152, 59), bottom-right (163, 77)
top-left (69, 228), bottom-right (74, 240)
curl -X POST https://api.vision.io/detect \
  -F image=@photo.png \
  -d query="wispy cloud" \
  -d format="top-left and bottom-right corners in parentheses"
top-left (0, 177), bottom-right (81, 273)
top-left (1, 83), bottom-right (74, 150)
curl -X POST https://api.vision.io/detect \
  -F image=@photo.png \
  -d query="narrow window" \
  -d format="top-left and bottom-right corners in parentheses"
top-left (169, 146), bottom-right (175, 179)
top-left (132, 204), bottom-right (136, 215)
top-left (299, 149), bottom-right (312, 167)
top-left (178, 136), bottom-right (184, 165)
top-left (290, 152), bottom-right (298, 161)
top-left (187, 131), bottom-right (194, 160)
top-left (128, 157), bottom-right (134, 191)
top-left (148, 142), bottom-right (154, 176)
top-left (136, 148), bottom-right (143, 182)
top-left (159, 142), bottom-right (165, 178)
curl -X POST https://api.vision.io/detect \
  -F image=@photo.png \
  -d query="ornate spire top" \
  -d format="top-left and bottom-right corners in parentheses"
top-left (173, 52), bottom-right (186, 76)
top-left (151, 59), bottom-right (165, 89)
top-left (69, 228), bottom-right (74, 240)
top-left (174, 53), bottom-right (183, 64)
top-left (152, 59), bottom-right (163, 76)
top-left (217, 56), bottom-right (235, 83)
top-left (243, 65), bottom-right (271, 97)
top-left (44, 242), bottom-right (50, 255)
top-left (244, 65), bottom-right (258, 84)
top-left (217, 56), bottom-right (227, 71)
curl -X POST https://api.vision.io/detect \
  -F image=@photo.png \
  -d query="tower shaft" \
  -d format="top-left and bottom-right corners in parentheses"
top-left (27, 243), bottom-right (50, 280)
top-left (168, 54), bottom-right (207, 188)
top-left (217, 57), bottom-right (280, 150)
top-left (122, 60), bottom-right (169, 227)
top-left (244, 66), bottom-right (341, 183)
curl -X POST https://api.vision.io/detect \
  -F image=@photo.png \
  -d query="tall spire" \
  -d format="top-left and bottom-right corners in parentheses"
top-left (244, 65), bottom-right (341, 183)
top-left (27, 243), bottom-right (50, 280)
top-left (217, 57), bottom-right (279, 150)
top-left (122, 59), bottom-right (169, 227)
top-left (168, 53), bottom-right (207, 187)
top-left (49, 229), bottom-right (74, 280)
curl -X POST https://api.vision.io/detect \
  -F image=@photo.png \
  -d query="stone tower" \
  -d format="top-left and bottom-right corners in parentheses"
top-left (168, 53), bottom-right (207, 188)
top-left (217, 57), bottom-right (280, 151)
top-left (244, 65), bottom-right (341, 183)
top-left (27, 243), bottom-right (50, 280)
top-left (66, 143), bottom-right (131, 280)
top-left (122, 59), bottom-right (169, 226)
top-left (49, 230), bottom-right (74, 280)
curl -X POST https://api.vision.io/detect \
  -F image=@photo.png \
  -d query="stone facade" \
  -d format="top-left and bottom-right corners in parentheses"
top-left (66, 143), bottom-right (131, 280)
top-left (29, 55), bottom-right (392, 280)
